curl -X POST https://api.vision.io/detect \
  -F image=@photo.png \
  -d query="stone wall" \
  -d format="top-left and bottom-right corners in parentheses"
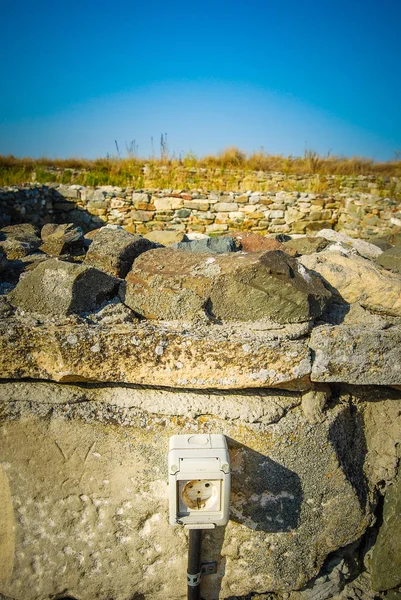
top-left (1, 176), bottom-right (400, 239)
top-left (1, 220), bottom-right (401, 599)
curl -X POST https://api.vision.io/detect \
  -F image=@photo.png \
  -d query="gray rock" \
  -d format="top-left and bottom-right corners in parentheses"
top-left (310, 325), bottom-right (401, 386)
top-left (283, 236), bottom-right (330, 255)
top-left (40, 223), bottom-right (84, 256)
top-left (8, 258), bottom-right (119, 316)
top-left (0, 224), bottom-right (41, 259)
top-left (122, 248), bottom-right (331, 323)
top-left (371, 474), bottom-right (401, 592)
top-left (316, 229), bottom-right (383, 260)
top-left (367, 237), bottom-right (393, 251)
top-left (375, 245), bottom-right (401, 274)
top-left (85, 227), bottom-right (157, 278)
top-left (172, 236), bottom-right (237, 253)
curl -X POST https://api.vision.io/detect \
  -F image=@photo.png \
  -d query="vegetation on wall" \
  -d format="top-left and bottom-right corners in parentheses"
top-left (1, 148), bottom-right (401, 190)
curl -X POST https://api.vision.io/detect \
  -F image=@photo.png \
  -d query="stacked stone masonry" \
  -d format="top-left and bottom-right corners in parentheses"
top-left (1, 201), bottom-right (401, 600)
top-left (1, 173), bottom-right (400, 239)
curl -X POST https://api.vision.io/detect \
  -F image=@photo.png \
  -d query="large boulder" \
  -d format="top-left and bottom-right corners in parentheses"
top-left (0, 224), bottom-right (41, 259)
top-left (8, 259), bottom-right (119, 317)
top-left (300, 249), bottom-right (401, 317)
top-left (40, 223), bottom-right (85, 256)
top-left (85, 227), bottom-right (157, 277)
top-left (122, 248), bottom-right (331, 323)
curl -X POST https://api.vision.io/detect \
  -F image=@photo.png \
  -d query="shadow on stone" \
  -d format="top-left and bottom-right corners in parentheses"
top-left (301, 265), bottom-right (351, 325)
top-left (328, 405), bottom-right (368, 510)
top-left (227, 437), bottom-right (303, 532)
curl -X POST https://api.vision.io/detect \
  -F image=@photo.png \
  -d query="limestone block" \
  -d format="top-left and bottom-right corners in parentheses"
top-left (110, 197), bottom-right (127, 209)
top-left (206, 224), bottom-right (229, 232)
top-left (131, 192), bottom-right (150, 204)
top-left (300, 250), bottom-right (401, 316)
top-left (131, 210), bottom-right (155, 222)
top-left (153, 197), bottom-right (174, 210)
top-left (283, 236), bottom-right (330, 255)
top-left (0, 463), bottom-right (14, 587)
top-left (362, 393), bottom-right (401, 486)
top-left (183, 200), bottom-right (210, 211)
top-left (212, 202), bottom-right (239, 212)
top-left (143, 230), bottom-right (187, 246)
top-left (310, 325), bottom-right (401, 386)
top-left (0, 391), bottom-right (373, 600)
top-left (56, 184), bottom-right (79, 199)
top-left (285, 207), bottom-right (305, 225)
top-left (8, 259), bottom-right (119, 316)
top-left (266, 210), bottom-right (285, 219)
top-left (240, 205), bottom-right (259, 213)
top-left (85, 227), bottom-right (157, 277)
top-left (122, 248), bottom-right (331, 324)
top-left (0, 317), bottom-right (312, 389)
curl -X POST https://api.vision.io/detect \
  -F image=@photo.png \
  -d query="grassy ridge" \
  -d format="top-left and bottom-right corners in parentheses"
top-left (1, 147), bottom-right (401, 189)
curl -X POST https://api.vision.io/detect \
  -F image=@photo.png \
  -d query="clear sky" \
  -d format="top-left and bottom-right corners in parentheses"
top-left (1, 0), bottom-right (400, 160)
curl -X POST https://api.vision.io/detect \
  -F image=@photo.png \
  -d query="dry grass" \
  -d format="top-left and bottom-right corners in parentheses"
top-left (1, 148), bottom-right (400, 189)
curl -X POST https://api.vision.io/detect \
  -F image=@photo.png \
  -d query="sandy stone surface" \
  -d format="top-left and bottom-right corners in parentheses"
top-left (0, 383), bottom-right (378, 600)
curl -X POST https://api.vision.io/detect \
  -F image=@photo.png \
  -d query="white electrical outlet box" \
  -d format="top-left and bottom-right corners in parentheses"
top-left (169, 434), bottom-right (230, 529)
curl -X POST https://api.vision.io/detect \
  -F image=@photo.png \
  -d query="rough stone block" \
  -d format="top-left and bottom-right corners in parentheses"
top-left (375, 245), bottom-right (401, 274)
top-left (0, 224), bottom-right (41, 259)
top-left (85, 227), bottom-right (157, 277)
top-left (122, 248), bottom-right (331, 323)
top-left (8, 259), bottom-right (119, 316)
top-left (40, 223), bottom-right (84, 256)
top-left (371, 474), bottom-right (401, 592)
top-left (300, 250), bottom-right (401, 316)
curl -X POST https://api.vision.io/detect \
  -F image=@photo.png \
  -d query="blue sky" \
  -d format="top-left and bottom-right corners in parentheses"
top-left (1, 0), bottom-right (400, 160)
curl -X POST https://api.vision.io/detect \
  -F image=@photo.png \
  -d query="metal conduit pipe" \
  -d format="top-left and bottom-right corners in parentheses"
top-left (187, 529), bottom-right (203, 600)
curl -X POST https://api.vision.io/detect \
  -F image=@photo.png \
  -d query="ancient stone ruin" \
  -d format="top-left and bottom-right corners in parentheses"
top-left (1, 187), bottom-right (401, 600)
